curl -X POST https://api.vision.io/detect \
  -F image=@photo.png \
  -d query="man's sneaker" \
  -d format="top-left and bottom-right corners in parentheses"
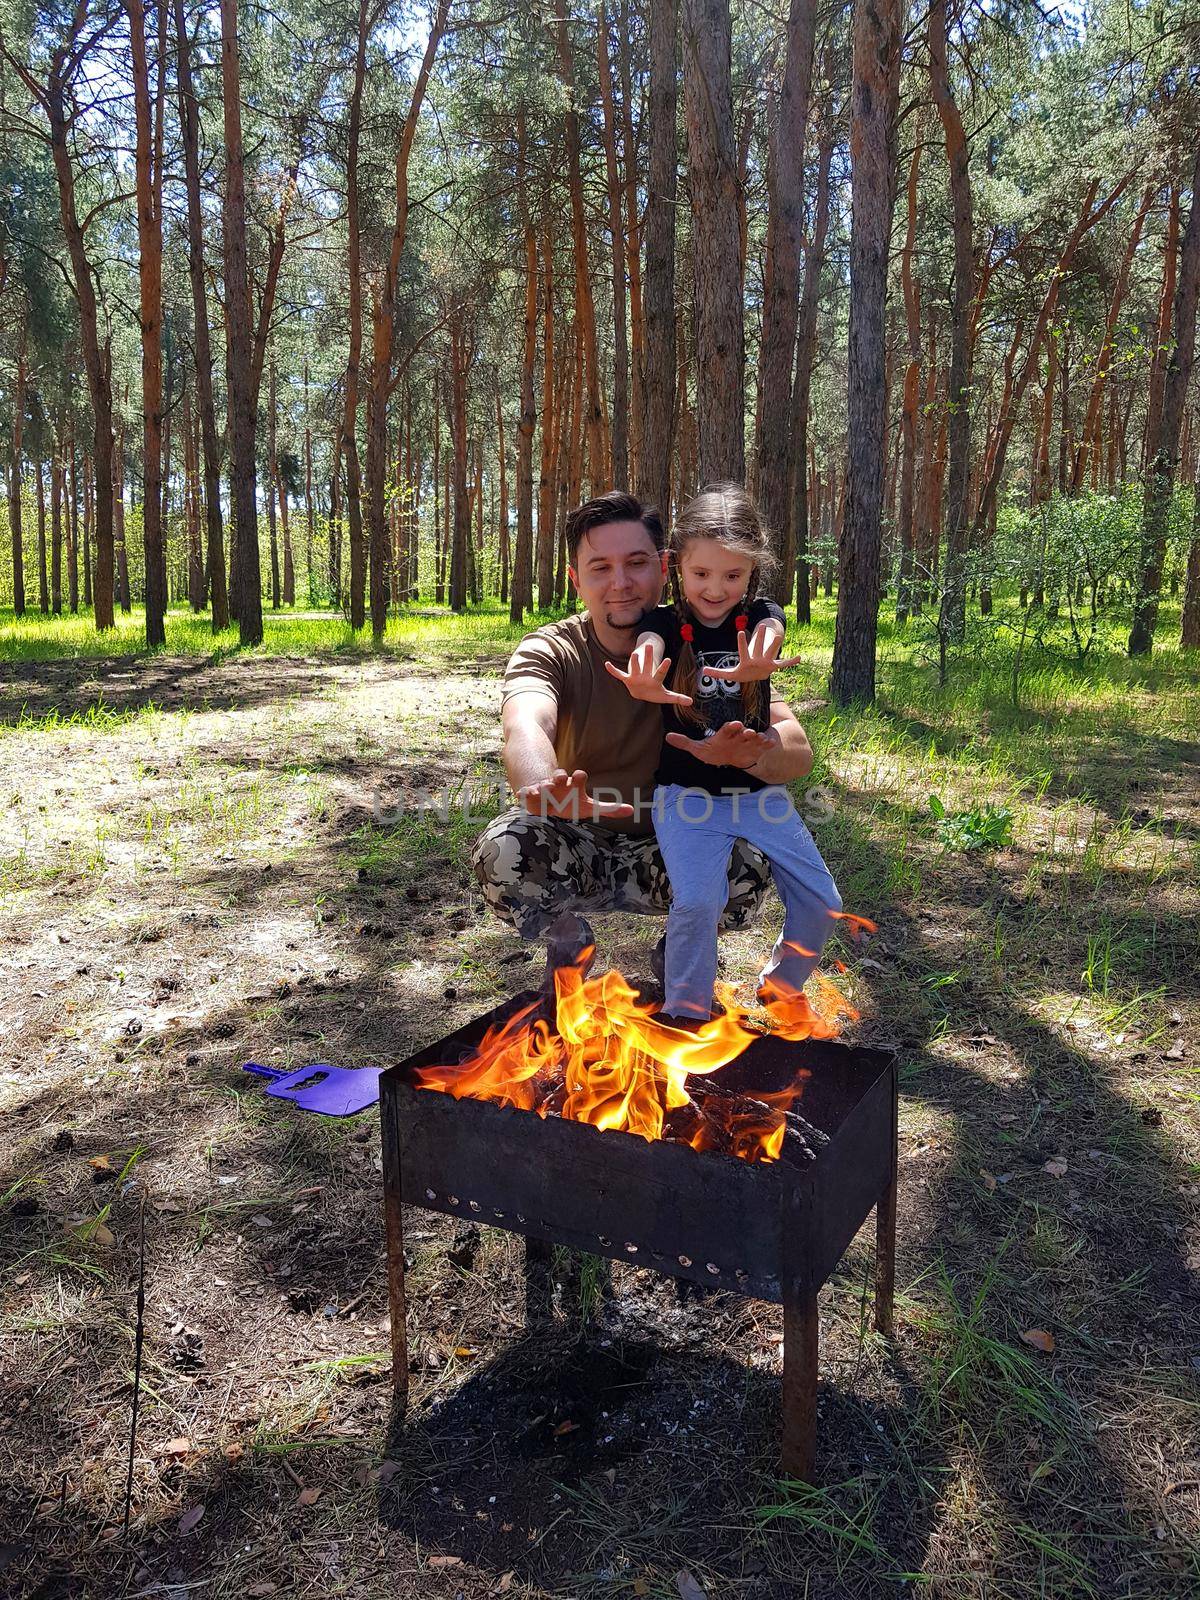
top-left (651, 932), bottom-right (667, 986)
top-left (540, 913), bottom-right (596, 996)
top-left (656, 1010), bottom-right (711, 1033)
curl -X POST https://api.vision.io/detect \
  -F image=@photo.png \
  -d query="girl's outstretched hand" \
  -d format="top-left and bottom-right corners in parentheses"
top-left (704, 627), bottom-right (805, 682)
top-left (664, 720), bottom-right (773, 768)
top-left (604, 642), bottom-right (694, 706)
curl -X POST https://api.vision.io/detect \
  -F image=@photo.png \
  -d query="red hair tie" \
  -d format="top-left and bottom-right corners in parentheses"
top-left (734, 614), bottom-right (748, 633)
top-left (679, 623), bottom-right (694, 643)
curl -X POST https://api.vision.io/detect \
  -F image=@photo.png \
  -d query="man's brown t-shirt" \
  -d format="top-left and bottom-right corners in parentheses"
top-left (502, 613), bottom-right (660, 834)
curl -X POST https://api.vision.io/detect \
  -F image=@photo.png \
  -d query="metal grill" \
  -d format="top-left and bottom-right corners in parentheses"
top-left (380, 992), bottom-right (898, 1479)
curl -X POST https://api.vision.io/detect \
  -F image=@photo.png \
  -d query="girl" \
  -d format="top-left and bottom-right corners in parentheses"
top-left (605, 483), bottom-right (842, 1021)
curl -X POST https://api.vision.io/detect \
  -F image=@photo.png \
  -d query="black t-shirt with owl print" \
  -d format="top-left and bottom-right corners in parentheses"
top-left (638, 598), bottom-right (786, 796)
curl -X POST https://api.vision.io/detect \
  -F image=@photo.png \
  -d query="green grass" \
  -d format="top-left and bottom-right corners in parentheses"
top-left (1, 697), bottom-right (164, 734)
top-left (754, 1477), bottom-right (893, 1563)
top-left (0, 598), bottom-right (568, 663)
top-left (1, 591), bottom-right (1193, 688)
top-left (904, 1250), bottom-right (1073, 1441)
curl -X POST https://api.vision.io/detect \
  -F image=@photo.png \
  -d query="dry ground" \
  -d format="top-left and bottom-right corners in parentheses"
top-left (1, 645), bottom-right (1197, 1600)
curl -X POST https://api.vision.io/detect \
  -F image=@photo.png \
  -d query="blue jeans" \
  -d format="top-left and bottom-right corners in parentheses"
top-left (652, 783), bottom-right (842, 1018)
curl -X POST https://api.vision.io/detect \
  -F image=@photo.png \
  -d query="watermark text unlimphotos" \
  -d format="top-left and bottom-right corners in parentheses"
top-left (370, 782), bottom-right (836, 828)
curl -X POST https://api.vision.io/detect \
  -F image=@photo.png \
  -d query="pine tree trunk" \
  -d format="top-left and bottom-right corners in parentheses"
top-left (220, 0), bottom-right (262, 644)
top-left (343, 0), bottom-right (368, 630)
top-left (45, 49), bottom-right (115, 629)
top-left (537, 224), bottom-right (558, 605)
top-left (1142, 186), bottom-right (1179, 476)
top-left (451, 344), bottom-right (473, 611)
top-left (36, 456), bottom-right (48, 612)
top-left (497, 381), bottom-right (510, 606)
top-left (389, 432), bottom-right (402, 606)
top-left (1033, 335), bottom-right (1056, 508)
top-left (441, 446), bottom-right (451, 603)
top-left (83, 454), bottom-right (93, 608)
top-left (1105, 387), bottom-right (1118, 488)
top-left (51, 444), bottom-right (62, 615)
top-left (597, 0), bottom-right (629, 487)
top-left (681, 0), bottom-right (745, 482)
top-left (929, 0), bottom-right (974, 642)
top-left (640, 0), bottom-right (677, 518)
top-left (125, 0), bottom-right (167, 646)
top-left (735, 70), bottom-right (758, 302)
top-left (472, 437), bottom-right (484, 604)
top-left (1182, 485), bottom-right (1200, 648)
top-left (281, 470), bottom-right (294, 605)
top-left (185, 388), bottom-right (204, 610)
top-left (174, 0), bottom-right (227, 630)
top-left (328, 434), bottom-right (342, 606)
top-left (758, 0), bottom-right (816, 604)
top-left (8, 339), bottom-right (27, 617)
top-left (512, 110), bottom-right (537, 621)
top-left (1062, 328), bottom-right (1081, 489)
top-left (303, 362), bottom-right (316, 605)
top-left (790, 111), bottom-right (834, 627)
top-left (911, 318), bottom-right (938, 611)
top-left (1131, 148), bottom-right (1200, 655)
top-left (675, 303), bottom-right (697, 502)
top-left (554, 328), bottom-right (576, 605)
top-left (161, 382), bottom-right (173, 605)
top-left (268, 358), bottom-right (281, 608)
top-left (617, 0), bottom-right (644, 483)
top-left (67, 435), bottom-right (79, 612)
top-left (829, 0), bottom-right (901, 706)
top-left (114, 420), bottom-right (132, 612)
top-left (553, 4), bottom-right (606, 491)
top-left (896, 138), bottom-right (921, 624)
top-left (438, 380), bottom-right (448, 604)
top-left (366, 0), bottom-right (450, 640)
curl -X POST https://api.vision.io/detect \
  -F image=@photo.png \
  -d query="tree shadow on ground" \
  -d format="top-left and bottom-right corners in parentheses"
top-left (4, 661), bottom-right (1197, 1598)
top-left (790, 803), bottom-right (1198, 1594)
top-left (0, 654), bottom-right (364, 723)
top-left (876, 702), bottom-right (1200, 830)
top-left (376, 1327), bottom-right (926, 1594)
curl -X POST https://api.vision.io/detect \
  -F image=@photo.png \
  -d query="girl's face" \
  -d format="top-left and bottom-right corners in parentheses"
top-left (677, 538), bottom-right (756, 625)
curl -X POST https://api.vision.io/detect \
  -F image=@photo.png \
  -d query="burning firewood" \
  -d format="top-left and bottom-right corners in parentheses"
top-left (686, 1078), bottom-right (830, 1152)
top-left (415, 963), bottom-right (850, 1165)
top-left (683, 1085), bottom-right (823, 1164)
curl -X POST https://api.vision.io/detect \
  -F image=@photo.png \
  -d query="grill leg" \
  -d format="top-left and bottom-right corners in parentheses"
top-left (781, 1290), bottom-right (819, 1481)
top-left (875, 1175), bottom-right (897, 1337)
top-left (525, 1236), bottom-right (555, 1323)
top-left (875, 1069), bottom-right (898, 1337)
top-left (383, 1180), bottom-right (408, 1408)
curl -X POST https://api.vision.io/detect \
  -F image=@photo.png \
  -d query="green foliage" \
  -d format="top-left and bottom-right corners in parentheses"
top-left (928, 794), bottom-right (1015, 851)
top-left (894, 486), bottom-right (1197, 703)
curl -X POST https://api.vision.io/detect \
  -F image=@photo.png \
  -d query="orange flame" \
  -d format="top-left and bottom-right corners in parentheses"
top-left (413, 945), bottom-right (863, 1164)
top-left (830, 910), bottom-right (878, 941)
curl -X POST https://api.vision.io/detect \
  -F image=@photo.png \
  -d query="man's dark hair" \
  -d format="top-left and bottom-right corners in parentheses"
top-left (566, 490), bottom-right (664, 565)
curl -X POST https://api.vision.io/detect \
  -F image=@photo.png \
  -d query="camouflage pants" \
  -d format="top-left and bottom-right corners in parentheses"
top-left (471, 807), bottom-right (772, 941)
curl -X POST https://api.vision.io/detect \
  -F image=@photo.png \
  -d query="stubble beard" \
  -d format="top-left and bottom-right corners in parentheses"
top-left (603, 603), bottom-right (646, 633)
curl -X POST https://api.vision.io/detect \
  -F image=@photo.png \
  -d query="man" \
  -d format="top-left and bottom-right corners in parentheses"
top-left (471, 490), bottom-right (818, 986)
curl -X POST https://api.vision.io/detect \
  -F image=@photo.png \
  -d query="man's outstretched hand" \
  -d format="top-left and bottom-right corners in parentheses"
top-left (664, 721), bottom-right (773, 769)
top-left (604, 643), bottom-right (694, 705)
top-left (703, 628), bottom-right (806, 682)
top-left (518, 767), bottom-right (634, 821)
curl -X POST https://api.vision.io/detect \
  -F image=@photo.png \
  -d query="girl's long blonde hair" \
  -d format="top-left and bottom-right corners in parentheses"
top-left (668, 483), bottom-right (778, 730)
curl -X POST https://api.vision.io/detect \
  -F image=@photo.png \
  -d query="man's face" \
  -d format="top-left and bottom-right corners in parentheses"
top-left (568, 520), bottom-right (666, 634)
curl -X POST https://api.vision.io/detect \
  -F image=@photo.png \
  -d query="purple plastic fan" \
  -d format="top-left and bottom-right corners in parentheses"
top-left (242, 1061), bottom-right (381, 1117)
